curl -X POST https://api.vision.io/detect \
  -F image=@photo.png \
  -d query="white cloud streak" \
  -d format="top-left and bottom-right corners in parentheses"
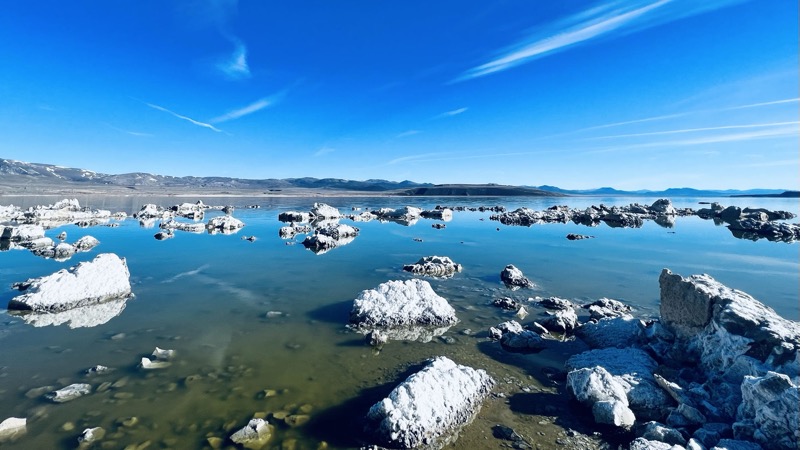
top-left (218, 39), bottom-right (250, 80)
top-left (147, 103), bottom-right (222, 133)
top-left (588, 121), bottom-right (800, 140)
top-left (211, 96), bottom-right (278, 124)
top-left (434, 107), bottom-right (468, 119)
top-left (584, 124), bottom-right (798, 154)
top-left (456, 0), bottom-right (748, 81)
top-left (396, 130), bottom-right (421, 138)
top-left (314, 146), bottom-right (335, 157)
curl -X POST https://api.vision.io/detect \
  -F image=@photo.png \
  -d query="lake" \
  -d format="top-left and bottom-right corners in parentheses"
top-left (0, 195), bottom-right (797, 449)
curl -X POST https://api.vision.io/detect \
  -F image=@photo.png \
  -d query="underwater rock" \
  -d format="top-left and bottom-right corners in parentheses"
top-left (46, 383), bottom-right (92, 403)
top-left (230, 418), bottom-right (274, 449)
top-left (365, 356), bottom-right (494, 449)
top-left (0, 417), bottom-right (26, 442)
top-left (8, 253), bottom-right (132, 312)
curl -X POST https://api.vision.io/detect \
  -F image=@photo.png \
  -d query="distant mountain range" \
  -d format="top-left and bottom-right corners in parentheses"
top-left (0, 158), bottom-right (796, 197)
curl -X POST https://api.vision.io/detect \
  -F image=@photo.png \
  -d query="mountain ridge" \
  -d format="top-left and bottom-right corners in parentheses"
top-left (0, 158), bottom-right (794, 197)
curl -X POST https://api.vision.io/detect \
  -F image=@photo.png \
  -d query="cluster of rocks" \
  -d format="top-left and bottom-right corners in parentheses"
top-left (491, 199), bottom-right (690, 229)
top-left (537, 270), bottom-right (800, 450)
top-left (434, 205), bottom-right (506, 213)
top-left (0, 198), bottom-right (126, 229)
top-left (1, 224), bottom-right (101, 260)
top-left (277, 203), bottom-right (456, 254)
top-left (277, 203), bottom-right (361, 254)
top-left (490, 199), bottom-right (798, 242)
top-left (132, 201), bottom-right (246, 238)
top-left (696, 203), bottom-right (798, 242)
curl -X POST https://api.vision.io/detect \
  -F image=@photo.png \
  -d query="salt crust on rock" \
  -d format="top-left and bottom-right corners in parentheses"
top-left (365, 356), bottom-right (494, 449)
top-left (660, 269), bottom-right (800, 380)
top-left (349, 279), bottom-right (457, 329)
top-left (567, 348), bottom-right (670, 420)
top-left (8, 253), bottom-right (132, 312)
top-left (402, 256), bottom-right (462, 278)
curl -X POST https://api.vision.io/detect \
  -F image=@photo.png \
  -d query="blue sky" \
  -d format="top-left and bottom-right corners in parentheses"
top-left (1, 0), bottom-right (797, 189)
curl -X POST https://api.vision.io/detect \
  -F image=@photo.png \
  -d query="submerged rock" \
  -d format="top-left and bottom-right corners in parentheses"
top-left (402, 256), bottom-right (462, 278)
top-left (365, 356), bottom-right (494, 449)
top-left (46, 383), bottom-right (92, 403)
top-left (349, 279), bottom-right (457, 330)
top-left (500, 264), bottom-right (534, 289)
top-left (8, 253), bottom-right (132, 312)
top-left (230, 418), bottom-right (274, 449)
top-left (491, 320), bottom-right (549, 352)
top-left (0, 417), bottom-right (26, 443)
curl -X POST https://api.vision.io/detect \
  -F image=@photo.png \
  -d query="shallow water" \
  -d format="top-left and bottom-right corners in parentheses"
top-left (0, 195), bottom-right (797, 449)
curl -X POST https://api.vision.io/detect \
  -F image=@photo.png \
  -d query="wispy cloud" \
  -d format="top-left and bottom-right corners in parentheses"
top-left (147, 103), bottom-right (222, 133)
top-left (584, 124), bottom-right (798, 154)
top-left (456, 0), bottom-right (747, 81)
top-left (314, 146), bottom-right (335, 157)
top-left (218, 38), bottom-right (250, 80)
top-left (389, 150), bottom-right (560, 165)
top-left (576, 97), bottom-right (800, 133)
top-left (434, 107), bottom-right (468, 119)
top-left (396, 130), bottom-right (421, 138)
top-left (211, 95), bottom-right (281, 124)
top-left (105, 123), bottom-right (154, 137)
top-left (588, 121), bottom-right (800, 140)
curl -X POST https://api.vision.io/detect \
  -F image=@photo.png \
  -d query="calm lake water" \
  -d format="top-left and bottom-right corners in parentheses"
top-left (0, 195), bottom-right (797, 449)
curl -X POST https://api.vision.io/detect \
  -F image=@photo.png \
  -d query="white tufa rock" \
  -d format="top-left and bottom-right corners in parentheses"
top-left (500, 264), bottom-right (534, 289)
top-left (365, 356), bottom-right (494, 448)
top-left (139, 357), bottom-right (171, 370)
top-left (8, 253), bottom-right (132, 312)
top-left (349, 279), bottom-right (457, 330)
top-left (402, 255), bottom-right (462, 278)
top-left (206, 215), bottom-right (245, 232)
top-left (660, 269), bottom-right (800, 381)
top-left (73, 235), bottom-right (100, 252)
top-left (734, 372), bottom-right (799, 450)
top-left (310, 202), bottom-right (341, 219)
top-left (152, 347), bottom-right (175, 360)
top-left (0, 417), bottom-right (26, 442)
top-left (230, 418), bottom-right (273, 448)
top-left (46, 383), bottom-right (92, 403)
top-left (1, 224), bottom-right (45, 241)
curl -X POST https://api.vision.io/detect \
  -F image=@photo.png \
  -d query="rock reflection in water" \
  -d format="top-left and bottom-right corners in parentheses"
top-left (11, 297), bottom-right (129, 329)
